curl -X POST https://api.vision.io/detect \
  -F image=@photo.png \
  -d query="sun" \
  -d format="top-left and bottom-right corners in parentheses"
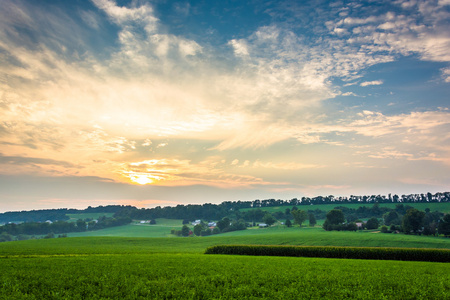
top-left (129, 174), bottom-right (155, 185)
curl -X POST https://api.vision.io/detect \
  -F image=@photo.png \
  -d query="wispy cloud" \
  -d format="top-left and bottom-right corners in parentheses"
top-left (360, 80), bottom-right (383, 86)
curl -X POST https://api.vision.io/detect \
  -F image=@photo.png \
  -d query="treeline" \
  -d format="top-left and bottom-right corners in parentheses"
top-left (0, 216), bottom-right (132, 242)
top-left (2, 192), bottom-right (449, 224)
top-left (113, 192), bottom-right (450, 222)
top-left (0, 205), bottom-right (134, 224)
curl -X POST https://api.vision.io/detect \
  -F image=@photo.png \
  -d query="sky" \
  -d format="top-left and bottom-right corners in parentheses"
top-left (0, 0), bottom-right (449, 212)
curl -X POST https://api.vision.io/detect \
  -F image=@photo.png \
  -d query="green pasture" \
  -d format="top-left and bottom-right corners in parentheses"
top-left (66, 212), bottom-right (115, 222)
top-left (67, 218), bottom-right (184, 238)
top-left (2, 227), bottom-right (450, 258)
top-left (62, 220), bottom-right (450, 250)
top-left (0, 237), bottom-right (449, 299)
top-left (242, 202), bottom-right (450, 214)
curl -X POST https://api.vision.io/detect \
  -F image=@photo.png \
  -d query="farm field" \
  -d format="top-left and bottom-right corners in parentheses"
top-left (65, 219), bottom-right (450, 250)
top-left (0, 237), bottom-right (449, 299)
top-left (2, 203), bottom-right (450, 299)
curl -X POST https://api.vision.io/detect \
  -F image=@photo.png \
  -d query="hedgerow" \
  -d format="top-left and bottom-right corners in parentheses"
top-left (204, 245), bottom-right (450, 262)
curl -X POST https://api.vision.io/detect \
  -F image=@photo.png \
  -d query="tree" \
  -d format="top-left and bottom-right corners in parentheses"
top-left (402, 208), bottom-right (425, 234)
top-left (182, 219), bottom-right (189, 225)
top-left (383, 211), bottom-right (400, 226)
top-left (263, 213), bottom-right (276, 226)
top-left (346, 222), bottom-right (358, 231)
top-left (217, 217), bottom-right (230, 232)
top-left (366, 217), bottom-right (379, 230)
top-left (438, 214), bottom-right (450, 237)
top-left (323, 209), bottom-right (345, 231)
top-left (200, 228), bottom-right (212, 236)
top-left (150, 219), bottom-right (156, 225)
top-left (0, 232), bottom-right (13, 242)
top-left (291, 210), bottom-right (308, 227)
top-left (326, 209), bottom-right (345, 224)
top-left (309, 214), bottom-right (317, 227)
top-left (285, 219), bottom-right (292, 227)
top-left (193, 224), bottom-right (203, 236)
top-left (181, 225), bottom-right (190, 237)
top-left (76, 219), bottom-right (86, 232)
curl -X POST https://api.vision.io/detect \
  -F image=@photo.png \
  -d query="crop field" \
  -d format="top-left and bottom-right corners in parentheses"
top-left (0, 236), bottom-right (449, 299)
top-left (2, 208), bottom-right (450, 299)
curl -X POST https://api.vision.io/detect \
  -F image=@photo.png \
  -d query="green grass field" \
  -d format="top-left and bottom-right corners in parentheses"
top-left (0, 236), bottom-right (449, 299)
top-left (67, 218), bottom-right (183, 238)
top-left (66, 212), bottom-right (115, 222)
top-left (64, 219), bottom-right (450, 250)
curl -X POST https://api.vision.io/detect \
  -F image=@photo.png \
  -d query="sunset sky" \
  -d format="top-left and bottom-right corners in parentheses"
top-left (1, 0), bottom-right (449, 212)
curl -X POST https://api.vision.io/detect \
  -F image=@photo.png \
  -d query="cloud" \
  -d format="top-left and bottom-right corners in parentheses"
top-left (329, 1), bottom-right (450, 62)
top-left (441, 67), bottom-right (450, 82)
top-left (253, 160), bottom-right (323, 170)
top-left (0, 0), bottom-right (449, 199)
top-left (360, 80), bottom-right (383, 86)
top-left (0, 154), bottom-right (77, 168)
top-left (121, 158), bottom-right (275, 188)
top-left (229, 39), bottom-right (249, 57)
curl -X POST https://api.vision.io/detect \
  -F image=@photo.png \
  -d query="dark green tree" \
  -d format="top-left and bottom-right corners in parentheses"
top-left (0, 232), bottom-right (13, 242)
top-left (181, 225), bottom-right (190, 237)
top-left (383, 211), bottom-right (400, 226)
top-left (263, 213), bottom-right (277, 226)
top-left (438, 214), bottom-right (450, 237)
top-left (76, 219), bottom-right (86, 232)
top-left (402, 209), bottom-right (425, 234)
top-left (217, 217), bottom-right (230, 232)
top-left (193, 224), bottom-right (203, 236)
top-left (291, 210), bottom-right (308, 227)
top-left (200, 228), bottom-right (212, 236)
top-left (366, 217), bottom-right (379, 230)
top-left (323, 209), bottom-right (345, 231)
top-left (285, 219), bottom-right (292, 227)
top-left (346, 222), bottom-right (358, 231)
top-left (309, 214), bottom-right (317, 227)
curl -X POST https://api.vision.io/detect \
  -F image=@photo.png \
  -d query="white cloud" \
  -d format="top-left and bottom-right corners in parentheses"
top-left (360, 80), bottom-right (383, 86)
top-left (229, 39), bottom-right (249, 57)
top-left (441, 67), bottom-right (450, 82)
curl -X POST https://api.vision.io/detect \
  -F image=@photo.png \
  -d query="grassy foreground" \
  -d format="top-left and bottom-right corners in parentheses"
top-left (1, 232), bottom-right (449, 299)
top-left (1, 252), bottom-right (449, 299)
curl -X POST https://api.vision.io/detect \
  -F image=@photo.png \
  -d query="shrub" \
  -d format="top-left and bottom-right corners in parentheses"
top-left (205, 245), bottom-right (450, 263)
